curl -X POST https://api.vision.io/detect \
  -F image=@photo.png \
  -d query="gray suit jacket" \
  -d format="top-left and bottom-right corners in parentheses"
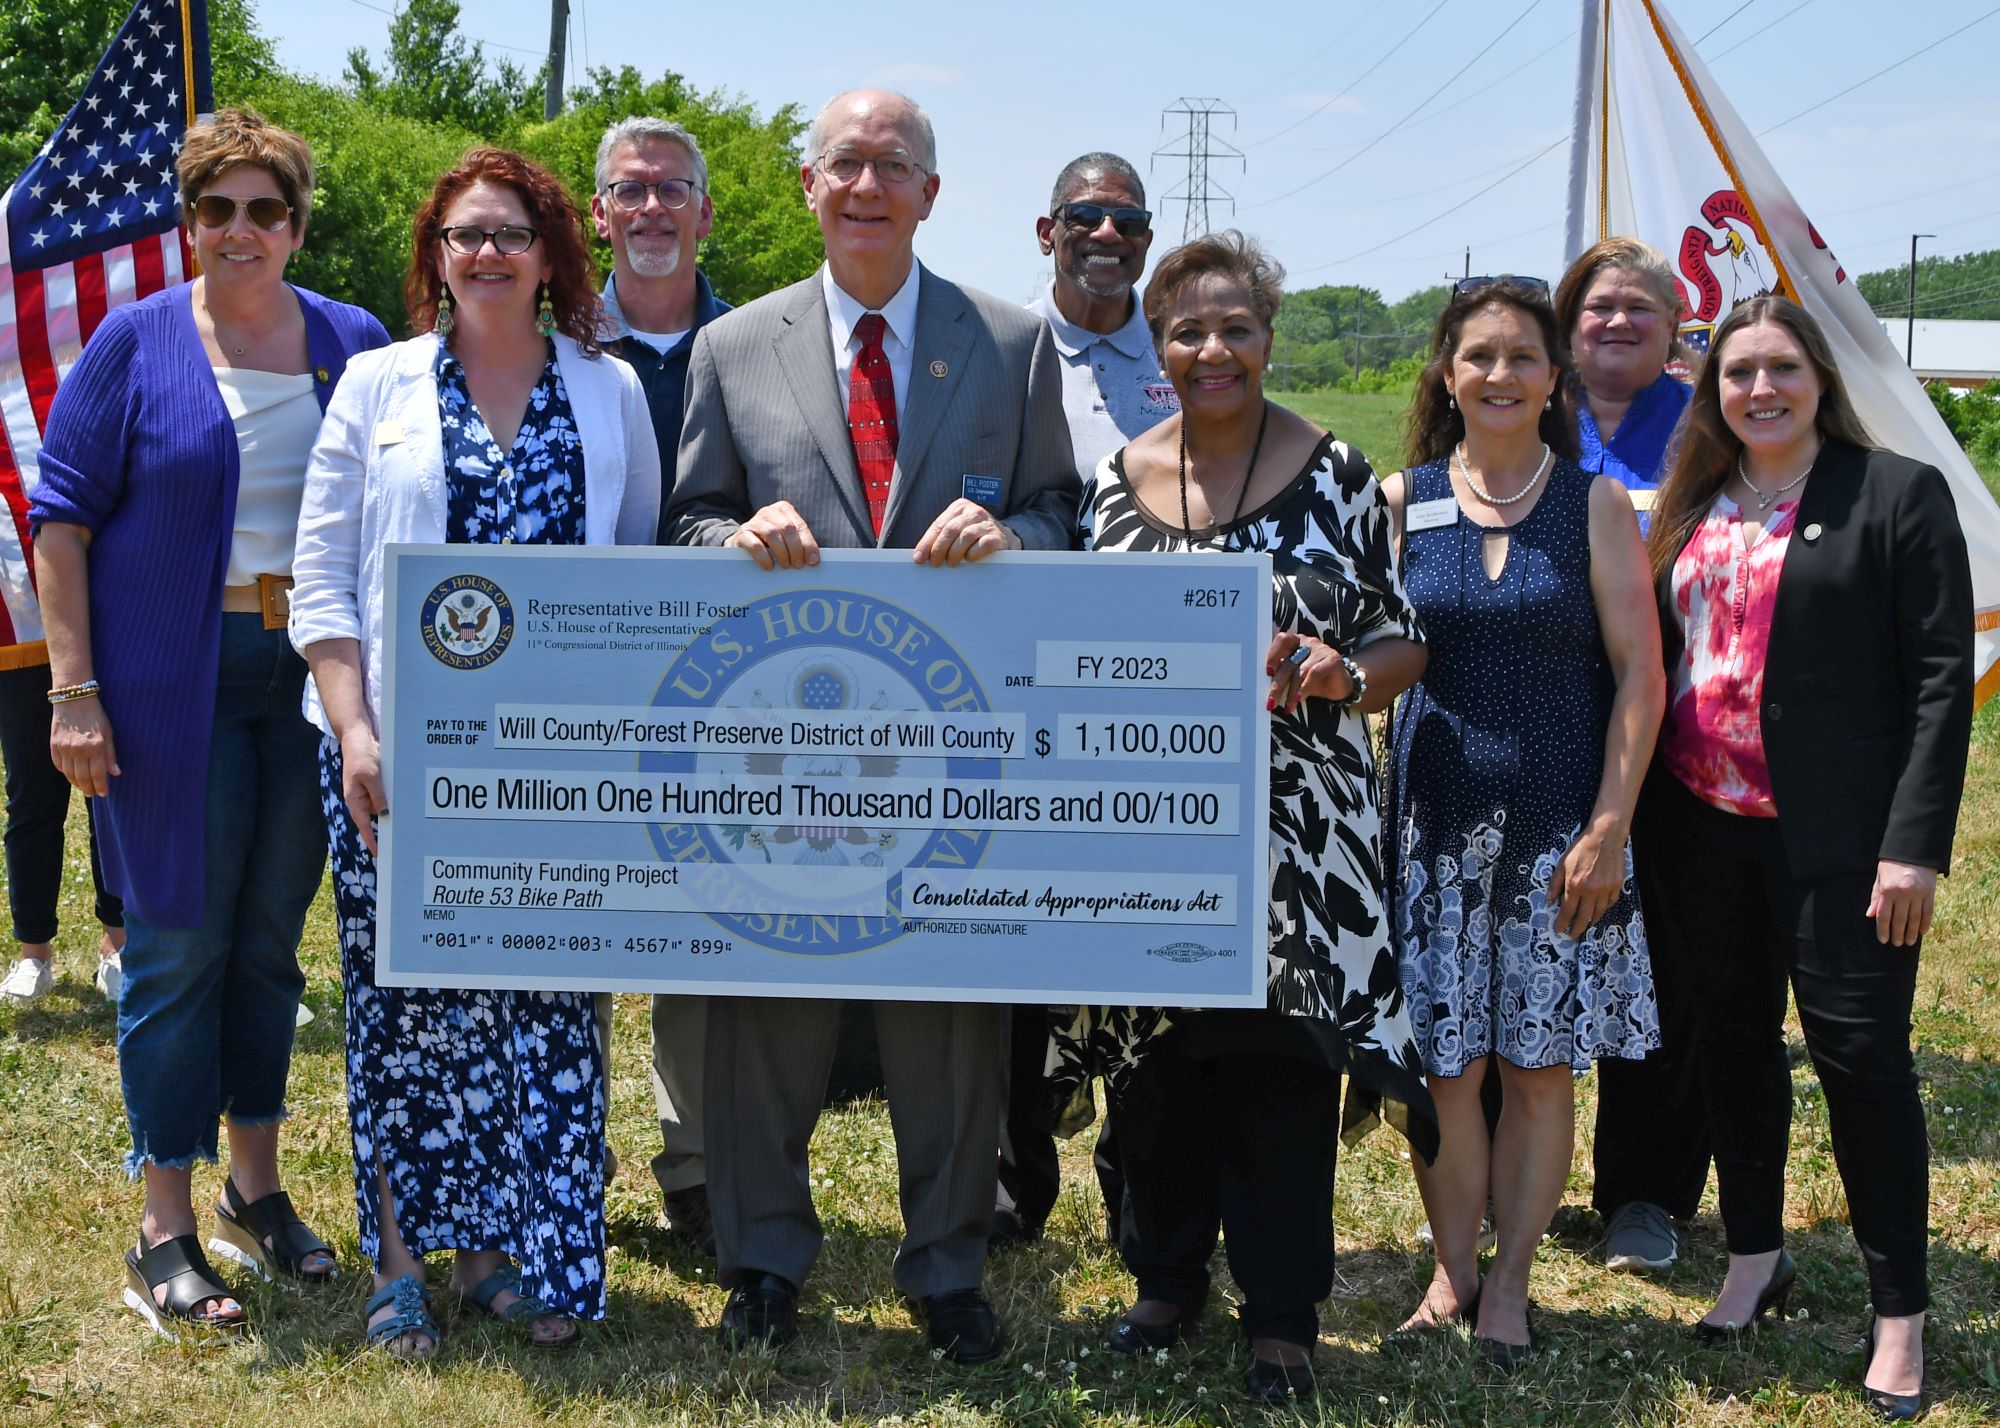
top-left (666, 266), bottom-right (1080, 550)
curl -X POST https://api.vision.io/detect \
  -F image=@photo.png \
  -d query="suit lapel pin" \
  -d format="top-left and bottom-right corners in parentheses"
top-left (314, 365), bottom-right (331, 385)
top-left (1803, 522), bottom-right (1823, 542)
top-left (930, 359), bottom-right (949, 378)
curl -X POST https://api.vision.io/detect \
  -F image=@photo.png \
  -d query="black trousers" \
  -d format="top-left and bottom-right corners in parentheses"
top-left (1642, 769), bottom-right (1929, 1316)
top-left (0, 663), bottom-right (121, 943)
top-left (1114, 1040), bottom-right (1339, 1349)
top-left (1592, 780), bottom-right (1713, 1217)
top-left (999, 1003), bottom-right (1124, 1238)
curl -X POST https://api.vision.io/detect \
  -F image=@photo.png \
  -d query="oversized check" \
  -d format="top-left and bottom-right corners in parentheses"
top-left (378, 547), bottom-right (1271, 1004)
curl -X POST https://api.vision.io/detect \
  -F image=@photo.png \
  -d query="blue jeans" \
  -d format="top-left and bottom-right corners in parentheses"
top-left (118, 615), bottom-right (326, 1175)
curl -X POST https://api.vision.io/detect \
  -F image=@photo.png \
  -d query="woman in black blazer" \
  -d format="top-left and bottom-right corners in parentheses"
top-left (1639, 296), bottom-right (1971, 1421)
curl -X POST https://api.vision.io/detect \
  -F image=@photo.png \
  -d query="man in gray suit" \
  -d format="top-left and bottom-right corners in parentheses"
top-left (666, 88), bottom-right (1078, 1363)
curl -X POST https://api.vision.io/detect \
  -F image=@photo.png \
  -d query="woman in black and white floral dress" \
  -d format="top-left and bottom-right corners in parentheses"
top-left (1049, 232), bottom-right (1436, 1404)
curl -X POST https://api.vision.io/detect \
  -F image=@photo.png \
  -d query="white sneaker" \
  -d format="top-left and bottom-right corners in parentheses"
top-left (0, 957), bottom-right (53, 1005)
top-left (295, 1000), bottom-right (316, 1028)
top-left (95, 952), bottom-right (123, 1003)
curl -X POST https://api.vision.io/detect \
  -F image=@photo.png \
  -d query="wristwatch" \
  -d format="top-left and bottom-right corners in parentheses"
top-left (1336, 655), bottom-right (1368, 706)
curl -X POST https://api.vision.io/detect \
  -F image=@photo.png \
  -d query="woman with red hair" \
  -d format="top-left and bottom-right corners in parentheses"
top-left (290, 148), bottom-right (660, 1356)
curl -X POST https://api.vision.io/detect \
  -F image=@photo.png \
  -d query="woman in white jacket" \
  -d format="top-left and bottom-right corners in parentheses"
top-left (290, 148), bottom-right (659, 1357)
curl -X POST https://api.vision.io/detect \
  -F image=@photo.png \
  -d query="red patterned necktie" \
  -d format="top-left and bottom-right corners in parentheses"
top-left (847, 312), bottom-right (899, 537)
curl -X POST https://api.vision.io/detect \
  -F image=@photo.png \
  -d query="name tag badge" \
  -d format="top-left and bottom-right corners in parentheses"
top-left (374, 421), bottom-right (407, 447)
top-left (1406, 496), bottom-right (1459, 532)
top-left (962, 474), bottom-right (1003, 508)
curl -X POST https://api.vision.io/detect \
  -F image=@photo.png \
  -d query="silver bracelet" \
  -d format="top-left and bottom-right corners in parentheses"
top-left (1336, 656), bottom-right (1367, 707)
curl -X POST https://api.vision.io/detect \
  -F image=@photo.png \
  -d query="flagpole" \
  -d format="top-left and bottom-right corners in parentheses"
top-left (1562, 0), bottom-right (1601, 262)
top-left (181, 0), bottom-right (201, 277)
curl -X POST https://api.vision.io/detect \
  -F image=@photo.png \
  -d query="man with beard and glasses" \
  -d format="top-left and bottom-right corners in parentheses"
top-left (589, 115), bottom-right (733, 1258)
top-left (991, 154), bottom-right (1168, 1253)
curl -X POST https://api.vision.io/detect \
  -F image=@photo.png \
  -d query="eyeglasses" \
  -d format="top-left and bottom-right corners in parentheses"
top-left (816, 150), bottom-right (927, 186)
top-left (1052, 203), bottom-right (1152, 238)
top-left (191, 194), bottom-right (293, 231)
top-left (1456, 274), bottom-right (1551, 299)
top-left (440, 224), bottom-right (541, 256)
top-left (602, 179), bottom-right (701, 212)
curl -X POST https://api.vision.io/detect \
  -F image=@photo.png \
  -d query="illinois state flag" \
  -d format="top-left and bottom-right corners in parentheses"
top-left (0, 0), bottom-right (209, 668)
top-left (1563, 0), bottom-right (2000, 702)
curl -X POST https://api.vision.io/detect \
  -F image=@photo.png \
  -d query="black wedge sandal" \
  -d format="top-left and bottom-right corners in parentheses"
top-left (122, 1233), bottom-right (247, 1338)
top-left (209, 1178), bottom-right (337, 1284)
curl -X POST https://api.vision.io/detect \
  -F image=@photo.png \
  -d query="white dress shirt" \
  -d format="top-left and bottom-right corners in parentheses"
top-left (823, 263), bottom-right (921, 417)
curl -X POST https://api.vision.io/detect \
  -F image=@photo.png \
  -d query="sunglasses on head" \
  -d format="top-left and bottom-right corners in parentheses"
top-left (1053, 203), bottom-right (1152, 238)
top-left (1456, 273), bottom-right (1550, 299)
top-left (440, 224), bottom-right (541, 256)
top-left (191, 194), bottom-right (293, 232)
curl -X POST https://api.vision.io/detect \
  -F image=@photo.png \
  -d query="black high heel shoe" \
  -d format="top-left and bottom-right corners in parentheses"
top-left (1691, 1249), bottom-right (1796, 1342)
top-left (1862, 1316), bottom-right (1926, 1422)
top-left (1379, 1281), bottom-right (1481, 1355)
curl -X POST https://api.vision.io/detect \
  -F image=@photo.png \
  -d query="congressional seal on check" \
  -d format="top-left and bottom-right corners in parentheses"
top-left (376, 546), bottom-right (1272, 1005)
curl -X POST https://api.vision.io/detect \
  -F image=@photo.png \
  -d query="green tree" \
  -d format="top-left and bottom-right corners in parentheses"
top-left (1858, 248), bottom-right (2000, 322)
top-left (0, 0), bottom-right (274, 175)
top-left (343, 0), bottom-right (541, 134)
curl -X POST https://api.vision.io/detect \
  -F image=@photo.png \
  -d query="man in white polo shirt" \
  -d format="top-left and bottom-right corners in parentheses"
top-left (998, 152), bottom-right (1173, 1251)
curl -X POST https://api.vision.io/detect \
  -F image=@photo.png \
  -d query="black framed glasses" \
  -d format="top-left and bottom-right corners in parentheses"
top-left (191, 194), bottom-right (293, 231)
top-left (1456, 273), bottom-right (1551, 299)
top-left (1052, 203), bottom-right (1152, 237)
top-left (603, 178), bottom-right (701, 212)
top-left (440, 224), bottom-right (541, 256)
top-left (816, 150), bottom-right (927, 186)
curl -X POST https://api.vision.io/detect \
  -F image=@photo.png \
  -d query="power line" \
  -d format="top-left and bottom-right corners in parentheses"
top-left (1694, 0), bottom-right (1760, 45)
top-left (1244, 0), bottom-right (1395, 103)
top-left (1872, 273), bottom-right (2000, 318)
top-left (1243, 0), bottom-right (1453, 150)
top-left (1289, 133), bottom-right (1568, 277)
top-left (1246, 0), bottom-right (1548, 210)
top-left (1818, 167), bottom-right (2000, 221)
top-left (1758, 6), bottom-right (2000, 136)
top-left (1707, 0), bottom-right (1816, 62)
top-left (340, 0), bottom-right (547, 57)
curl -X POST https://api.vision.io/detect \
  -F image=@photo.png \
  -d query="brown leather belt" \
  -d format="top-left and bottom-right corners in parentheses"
top-left (222, 574), bottom-right (294, 630)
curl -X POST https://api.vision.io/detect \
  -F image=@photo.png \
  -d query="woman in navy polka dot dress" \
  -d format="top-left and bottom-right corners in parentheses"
top-left (1381, 277), bottom-right (1664, 1367)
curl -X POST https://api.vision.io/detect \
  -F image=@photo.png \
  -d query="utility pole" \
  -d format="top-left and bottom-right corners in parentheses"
top-left (1152, 99), bottom-right (1243, 242)
top-left (544, 0), bottom-right (569, 120)
top-left (1906, 233), bottom-right (1934, 367)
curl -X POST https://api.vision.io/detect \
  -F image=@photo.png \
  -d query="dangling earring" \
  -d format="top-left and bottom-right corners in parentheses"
top-left (1447, 392), bottom-right (1456, 412)
top-left (536, 282), bottom-right (557, 338)
top-left (433, 287), bottom-right (454, 337)
top-left (1544, 394), bottom-right (1553, 411)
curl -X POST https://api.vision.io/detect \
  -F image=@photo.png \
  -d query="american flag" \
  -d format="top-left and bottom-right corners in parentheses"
top-left (0, 0), bottom-right (210, 665)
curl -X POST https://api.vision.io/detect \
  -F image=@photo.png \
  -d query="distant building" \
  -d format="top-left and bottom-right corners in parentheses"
top-left (1876, 319), bottom-right (2000, 390)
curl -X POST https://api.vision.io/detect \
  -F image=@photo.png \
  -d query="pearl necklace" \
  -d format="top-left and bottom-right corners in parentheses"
top-left (1454, 442), bottom-right (1551, 507)
top-left (1735, 453), bottom-right (1813, 511)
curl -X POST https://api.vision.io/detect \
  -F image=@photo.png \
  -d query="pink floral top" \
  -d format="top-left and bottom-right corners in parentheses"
top-left (1661, 492), bottom-right (1800, 817)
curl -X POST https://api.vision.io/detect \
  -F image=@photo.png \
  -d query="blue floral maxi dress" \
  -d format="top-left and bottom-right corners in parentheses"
top-left (320, 342), bottom-right (606, 1317)
top-left (1387, 457), bottom-right (1658, 1077)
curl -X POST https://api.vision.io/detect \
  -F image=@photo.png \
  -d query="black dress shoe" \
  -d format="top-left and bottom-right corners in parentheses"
top-left (1108, 1310), bottom-right (1187, 1356)
top-left (662, 1184), bottom-right (717, 1257)
top-left (1691, 1249), bottom-right (1796, 1342)
top-left (1863, 1316), bottom-right (1927, 1422)
top-left (921, 1288), bottom-right (1004, 1364)
top-left (1244, 1354), bottom-right (1316, 1403)
top-left (986, 1208), bottom-right (1042, 1251)
top-left (718, 1271), bottom-right (797, 1349)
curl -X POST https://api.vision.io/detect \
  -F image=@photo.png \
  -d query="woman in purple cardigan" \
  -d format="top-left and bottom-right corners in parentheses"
top-left (30, 110), bottom-right (388, 1336)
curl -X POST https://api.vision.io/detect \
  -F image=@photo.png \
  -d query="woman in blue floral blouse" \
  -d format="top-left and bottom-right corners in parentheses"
top-left (289, 149), bottom-right (660, 1356)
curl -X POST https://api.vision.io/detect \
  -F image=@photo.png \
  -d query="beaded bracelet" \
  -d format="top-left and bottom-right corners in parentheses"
top-left (46, 679), bottom-right (101, 705)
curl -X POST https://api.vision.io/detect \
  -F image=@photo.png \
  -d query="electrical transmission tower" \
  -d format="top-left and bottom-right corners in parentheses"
top-left (1152, 99), bottom-right (1243, 242)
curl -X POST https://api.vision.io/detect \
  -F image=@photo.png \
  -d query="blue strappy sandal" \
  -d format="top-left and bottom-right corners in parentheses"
top-left (453, 1264), bottom-right (579, 1351)
top-left (363, 1274), bottom-right (439, 1359)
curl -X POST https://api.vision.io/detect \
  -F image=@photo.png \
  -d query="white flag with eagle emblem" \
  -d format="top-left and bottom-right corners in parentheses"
top-left (1563, 0), bottom-right (2000, 703)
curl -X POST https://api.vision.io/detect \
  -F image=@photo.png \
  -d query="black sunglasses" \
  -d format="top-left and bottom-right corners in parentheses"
top-left (1456, 273), bottom-right (1551, 299)
top-left (1053, 203), bottom-right (1152, 238)
top-left (191, 194), bottom-right (293, 231)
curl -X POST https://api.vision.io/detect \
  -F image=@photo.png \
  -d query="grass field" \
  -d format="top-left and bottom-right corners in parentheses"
top-left (2, 405), bottom-right (1998, 1424)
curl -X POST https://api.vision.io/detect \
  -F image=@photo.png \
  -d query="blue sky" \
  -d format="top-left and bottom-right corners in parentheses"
top-left (249, 0), bottom-right (2000, 303)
